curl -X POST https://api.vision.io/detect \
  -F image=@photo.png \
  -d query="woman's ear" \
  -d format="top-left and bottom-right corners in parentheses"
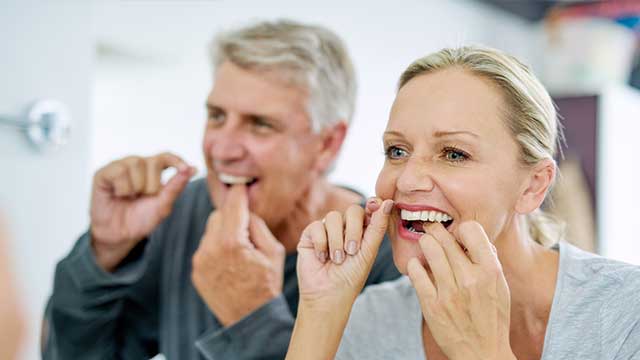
top-left (515, 159), bottom-right (556, 214)
top-left (313, 121), bottom-right (348, 174)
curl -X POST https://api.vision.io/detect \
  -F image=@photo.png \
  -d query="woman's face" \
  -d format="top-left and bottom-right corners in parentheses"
top-left (376, 68), bottom-right (531, 274)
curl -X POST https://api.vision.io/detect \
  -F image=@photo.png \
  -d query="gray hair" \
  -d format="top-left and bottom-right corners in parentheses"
top-left (398, 46), bottom-right (566, 246)
top-left (210, 19), bottom-right (357, 132)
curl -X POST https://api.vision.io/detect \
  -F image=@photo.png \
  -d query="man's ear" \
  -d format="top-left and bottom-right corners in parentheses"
top-left (515, 159), bottom-right (556, 214)
top-left (313, 121), bottom-right (348, 174)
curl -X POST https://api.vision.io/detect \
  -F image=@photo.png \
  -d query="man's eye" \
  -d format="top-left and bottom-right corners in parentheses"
top-left (252, 117), bottom-right (273, 130)
top-left (208, 111), bottom-right (225, 124)
top-left (443, 147), bottom-right (470, 162)
top-left (384, 146), bottom-right (408, 160)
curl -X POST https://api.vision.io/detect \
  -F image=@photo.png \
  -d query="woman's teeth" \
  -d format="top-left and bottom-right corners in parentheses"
top-left (400, 209), bottom-right (452, 223)
top-left (218, 172), bottom-right (256, 185)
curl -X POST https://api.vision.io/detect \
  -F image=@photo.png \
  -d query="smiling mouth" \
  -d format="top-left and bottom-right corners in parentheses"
top-left (399, 209), bottom-right (454, 234)
top-left (218, 172), bottom-right (259, 188)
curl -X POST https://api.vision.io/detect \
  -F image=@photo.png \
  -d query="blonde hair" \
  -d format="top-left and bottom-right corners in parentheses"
top-left (398, 46), bottom-right (565, 246)
top-left (210, 19), bottom-right (357, 132)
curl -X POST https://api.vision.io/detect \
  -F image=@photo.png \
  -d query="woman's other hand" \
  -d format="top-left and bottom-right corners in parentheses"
top-left (296, 198), bottom-right (393, 309)
top-left (407, 221), bottom-right (515, 360)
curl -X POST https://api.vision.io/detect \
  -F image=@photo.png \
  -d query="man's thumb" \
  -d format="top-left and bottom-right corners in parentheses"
top-left (158, 166), bottom-right (196, 207)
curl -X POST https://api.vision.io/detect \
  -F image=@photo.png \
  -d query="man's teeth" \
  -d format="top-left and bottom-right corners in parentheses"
top-left (400, 209), bottom-right (452, 223)
top-left (218, 173), bottom-right (255, 185)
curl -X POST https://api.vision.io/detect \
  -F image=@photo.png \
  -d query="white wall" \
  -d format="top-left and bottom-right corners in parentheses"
top-left (0, 0), bottom-right (94, 359)
top-left (598, 85), bottom-right (640, 264)
top-left (91, 0), bottom-right (535, 195)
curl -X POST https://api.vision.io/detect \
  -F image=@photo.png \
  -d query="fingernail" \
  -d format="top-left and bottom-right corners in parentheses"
top-left (367, 198), bottom-right (378, 207)
top-left (178, 164), bottom-right (189, 172)
top-left (383, 200), bottom-right (394, 214)
top-left (317, 250), bottom-right (328, 263)
top-left (333, 250), bottom-right (344, 264)
top-left (346, 240), bottom-right (358, 255)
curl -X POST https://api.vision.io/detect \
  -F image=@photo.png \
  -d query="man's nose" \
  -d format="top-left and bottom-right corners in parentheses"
top-left (396, 158), bottom-right (436, 194)
top-left (208, 125), bottom-right (247, 161)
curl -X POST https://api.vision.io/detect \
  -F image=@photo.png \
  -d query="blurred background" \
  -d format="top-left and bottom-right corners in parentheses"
top-left (1, 0), bottom-right (639, 358)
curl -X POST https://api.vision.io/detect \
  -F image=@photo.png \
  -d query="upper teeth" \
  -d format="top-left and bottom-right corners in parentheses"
top-left (218, 173), bottom-right (255, 185)
top-left (400, 209), bottom-right (452, 222)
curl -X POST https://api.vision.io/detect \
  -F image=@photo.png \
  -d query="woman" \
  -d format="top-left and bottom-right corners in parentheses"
top-left (286, 46), bottom-right (640, 360)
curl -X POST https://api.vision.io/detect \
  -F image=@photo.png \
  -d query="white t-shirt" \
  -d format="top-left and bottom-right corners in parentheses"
top-left (337, 242), bottom-right (640, 359)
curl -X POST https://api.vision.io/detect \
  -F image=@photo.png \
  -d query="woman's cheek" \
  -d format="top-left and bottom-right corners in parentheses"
top-left (375, 165), bottom-right (396, 199)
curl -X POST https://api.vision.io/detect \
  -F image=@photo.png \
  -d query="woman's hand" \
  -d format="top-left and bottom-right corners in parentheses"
top-left (296, 198), bottom-right (394, 309)
top-left (407, 221), bottom-right (515, 360)
top-left (286, 198), bottom-right (393, 360)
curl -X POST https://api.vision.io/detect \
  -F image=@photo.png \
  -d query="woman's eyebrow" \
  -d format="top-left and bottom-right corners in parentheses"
top-left (433, 130), bottom-right (479, 138)
top-left (383, 130), bottom-right (405, 139)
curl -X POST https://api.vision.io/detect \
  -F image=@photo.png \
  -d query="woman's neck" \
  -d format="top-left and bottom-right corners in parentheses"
top-left (494, 216), bottom-right (560, 359)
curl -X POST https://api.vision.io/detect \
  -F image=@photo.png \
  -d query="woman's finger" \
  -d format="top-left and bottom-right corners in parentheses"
top-left (454, 221), bottom-right (497, 267)
top-left (344, 205), bottom-right (364, 255)
top-left (418, 233), bottom-right (457, 294)
top-left (425, 222), bottom-right (471, 285)
top-left (307, 220), bottom-right (328, 263)
top-left (363, 197), bottom-right (381, 227)
top-left (324, 211), bottom-right (345, 264)
top-left (407, 257), bottom-right (437, 304)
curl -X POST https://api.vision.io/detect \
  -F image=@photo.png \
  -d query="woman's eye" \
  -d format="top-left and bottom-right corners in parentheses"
top-left (443, 147), bottom-right (470, 162)
top-left (385, 146), bottom-right (408, 160)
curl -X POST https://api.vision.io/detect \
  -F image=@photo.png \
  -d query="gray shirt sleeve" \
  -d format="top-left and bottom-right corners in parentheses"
top-left (43, 230), bottom-right (160, 359)
top-left (196, 295), bottom-right (295, 360)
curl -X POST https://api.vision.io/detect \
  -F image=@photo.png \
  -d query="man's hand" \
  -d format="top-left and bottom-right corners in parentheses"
top-left (191, 184), bottom-right (286, 327)
top-left (90, 152), bottom-right (196, 272)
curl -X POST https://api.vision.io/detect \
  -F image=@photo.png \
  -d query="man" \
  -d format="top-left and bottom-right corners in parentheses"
top-left (43, 19), bottom-right (399, 359)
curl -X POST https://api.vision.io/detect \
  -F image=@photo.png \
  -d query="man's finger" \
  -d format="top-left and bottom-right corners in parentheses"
top-left (249, 214), bottom-right (285, 260)
top-left (158, 166), bottom-right (196, 211)
top-left (145, 152), bottom-right (189, 195)
top-left (221, 184), bottom-right (250, 240)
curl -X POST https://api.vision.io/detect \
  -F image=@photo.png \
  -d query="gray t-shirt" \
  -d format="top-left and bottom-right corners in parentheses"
top-left (337, 242), bottom-right (640, 359)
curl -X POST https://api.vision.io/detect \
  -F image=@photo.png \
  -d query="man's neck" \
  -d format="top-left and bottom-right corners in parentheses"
top-left (272, 179), bottom-right (363, 254)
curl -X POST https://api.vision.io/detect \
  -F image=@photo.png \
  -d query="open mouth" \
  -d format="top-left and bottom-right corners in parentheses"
top-left (218, 172), bottom-right (259, 188)
top-left (399, 208), bottom-right (454, 234)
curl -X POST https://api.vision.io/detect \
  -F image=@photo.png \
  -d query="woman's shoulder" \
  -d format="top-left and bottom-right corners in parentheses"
top-left (559, 241), bottom-right (640, 294)
top-left (545, 242), bottom-right (640, 358)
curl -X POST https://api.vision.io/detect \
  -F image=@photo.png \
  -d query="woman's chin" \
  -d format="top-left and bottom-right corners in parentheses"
top-left (392, 247), bottom-right (428, 275)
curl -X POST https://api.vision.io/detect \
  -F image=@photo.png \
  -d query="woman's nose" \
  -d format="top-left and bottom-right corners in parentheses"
top-left (396, 158), bottom-right (436, 193)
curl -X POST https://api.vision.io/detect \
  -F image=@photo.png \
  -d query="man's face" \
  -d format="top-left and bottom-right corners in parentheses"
top-left (203, 61), bottom-right (325, 228)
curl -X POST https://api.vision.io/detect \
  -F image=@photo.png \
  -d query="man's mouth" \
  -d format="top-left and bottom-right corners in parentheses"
top-left (399, 208), bottom-right (454, 234)
top-left (218, 172), bottom-right (259, 188)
